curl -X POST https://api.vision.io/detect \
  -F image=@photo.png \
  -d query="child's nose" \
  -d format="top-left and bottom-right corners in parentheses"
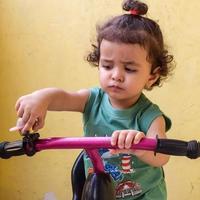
top-left (112, 69), bottom-right (124, 82)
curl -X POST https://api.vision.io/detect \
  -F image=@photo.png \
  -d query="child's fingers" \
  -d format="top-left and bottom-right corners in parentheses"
top-left (111, 130), bottom-right (120, 146)
top-left (9, 118), bottom-right (24, 132)
top-left (17, 106), bottom-right (24, 118)
top-left (9, 126), bottom-right (23, 132)
top-left (118, 130), bottom-right (128, 149)
top-left (32, 117), bottom-right (44, 131)
top-left (125, 131), bottom-right (136, 149)
top-left (15, 99), bottom-right (21, 111)
top-left (21, 112), bottom-right (31, 125)
top-left (134, 131), bottom-right (145, 144)
top-left (21, 117), bottom-right (36, 133)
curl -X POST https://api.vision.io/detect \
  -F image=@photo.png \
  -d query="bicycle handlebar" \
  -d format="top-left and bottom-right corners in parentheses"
top-left (0, 133), bottom-right (39, 159)
top-left (0, 133), bottom-right (200, 159)
top-left (0, 140), bottom-right (25, 159)
top-left (2, 133), bottom-right (199, 200)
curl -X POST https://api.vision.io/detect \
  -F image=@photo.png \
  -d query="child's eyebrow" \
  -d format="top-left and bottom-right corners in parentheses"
top-left (120, 61), bottom-right (140, 67)
top-left (100, 58), bottom-right (113, 63)
top-left (100, 58), bottom-right (140, 67)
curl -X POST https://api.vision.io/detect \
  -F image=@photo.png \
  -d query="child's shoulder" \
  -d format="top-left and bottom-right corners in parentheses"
top-left (138, 93), bottom-right (171, 133)
top-left (88, 87), bottom-right (106, 100)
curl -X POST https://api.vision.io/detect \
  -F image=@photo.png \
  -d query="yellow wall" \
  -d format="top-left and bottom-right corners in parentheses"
top-left (0, 0), bottom-right (200, 199)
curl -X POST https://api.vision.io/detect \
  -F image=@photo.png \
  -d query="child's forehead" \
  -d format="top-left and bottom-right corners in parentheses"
top-left (100, 39), bottom-right (148, 60)
top-left (100, 39), bottom-right (147, 50)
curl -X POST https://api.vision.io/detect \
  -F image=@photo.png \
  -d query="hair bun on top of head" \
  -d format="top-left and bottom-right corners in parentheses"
top-left (122, 0), bottom-right (148, 16)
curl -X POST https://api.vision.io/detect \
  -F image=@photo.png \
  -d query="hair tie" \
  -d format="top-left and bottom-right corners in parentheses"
top-left (130, 9), bottom-right (139, 16)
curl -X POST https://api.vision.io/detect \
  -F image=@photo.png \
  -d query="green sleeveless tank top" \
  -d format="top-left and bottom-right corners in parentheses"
top-left (83, 87), bottom-right (171, 200)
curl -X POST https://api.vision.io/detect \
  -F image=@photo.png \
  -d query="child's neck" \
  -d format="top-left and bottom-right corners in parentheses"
top-left (109, 94), bottom-right (141, 109)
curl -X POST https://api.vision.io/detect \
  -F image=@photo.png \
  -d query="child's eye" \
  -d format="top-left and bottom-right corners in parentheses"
top-left (125, 67), bottom-right (137, 73)
top-left (102, 65), bottom-right (112, 70)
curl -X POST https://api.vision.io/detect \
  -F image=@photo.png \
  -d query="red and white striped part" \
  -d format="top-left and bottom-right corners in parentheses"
top-left (121, 155), bottom-right (131, 173)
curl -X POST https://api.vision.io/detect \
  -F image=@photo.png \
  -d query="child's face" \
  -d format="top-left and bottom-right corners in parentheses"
top-left (99, 39), bottom-right (159, 109)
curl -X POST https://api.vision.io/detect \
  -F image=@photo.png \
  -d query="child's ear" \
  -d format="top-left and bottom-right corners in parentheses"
top-left (145, 67), bottom-right (160, 90)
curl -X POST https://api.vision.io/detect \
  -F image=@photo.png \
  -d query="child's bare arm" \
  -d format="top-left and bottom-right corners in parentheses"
top-left (137, 116), bottom-right (170, 167)
top-left (111, 116), bottom-right (170, 167)
top-left (12, 88), bottom-right (90, 133)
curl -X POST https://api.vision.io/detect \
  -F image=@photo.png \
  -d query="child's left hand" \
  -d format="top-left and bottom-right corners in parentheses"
top-left (110, 130), bottom-right (146, 157)
top-left (9, 118), bottom-right (26, 134)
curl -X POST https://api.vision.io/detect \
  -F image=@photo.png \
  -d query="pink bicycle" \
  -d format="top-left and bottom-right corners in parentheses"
top-left (0, 132), bottom-right (199, 200)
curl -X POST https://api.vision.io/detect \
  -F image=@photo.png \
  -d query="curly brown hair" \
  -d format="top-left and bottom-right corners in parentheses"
top-left (86, 0), bottom-right (174, 89)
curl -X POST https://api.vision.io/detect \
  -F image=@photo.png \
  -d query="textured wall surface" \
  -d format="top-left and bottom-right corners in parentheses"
top-left (0, 0), bottom-right (200, 199)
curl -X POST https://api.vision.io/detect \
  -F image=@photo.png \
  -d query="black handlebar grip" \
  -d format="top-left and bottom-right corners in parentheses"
top-left (156, 139), bottom-right (200, 159)
top-left (0, 133), bottom-right (39, 159)
top-left (0, 140), bottom-right (25, 159)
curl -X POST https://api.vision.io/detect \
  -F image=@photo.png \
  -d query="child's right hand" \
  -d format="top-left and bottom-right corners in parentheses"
top-left (10, 92), bottom-right (49, 134)
top-left (110, 130), bottom-right (146, 157)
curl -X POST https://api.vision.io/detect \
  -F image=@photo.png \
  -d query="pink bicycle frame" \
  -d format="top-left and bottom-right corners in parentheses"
top-left (0, 133), bottom-right (199, 200)
top-left (1, 133), bottom-right (199, 161)
top-left (35, 137), bottom-right (157, 173)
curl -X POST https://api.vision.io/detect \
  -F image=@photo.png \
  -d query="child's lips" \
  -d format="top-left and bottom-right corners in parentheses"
top-left (109, 85), bottom-right (124, 91)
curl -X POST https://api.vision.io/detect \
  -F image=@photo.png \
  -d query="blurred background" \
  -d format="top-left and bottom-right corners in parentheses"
top-left (0, 0), bottom-right (200, 199)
